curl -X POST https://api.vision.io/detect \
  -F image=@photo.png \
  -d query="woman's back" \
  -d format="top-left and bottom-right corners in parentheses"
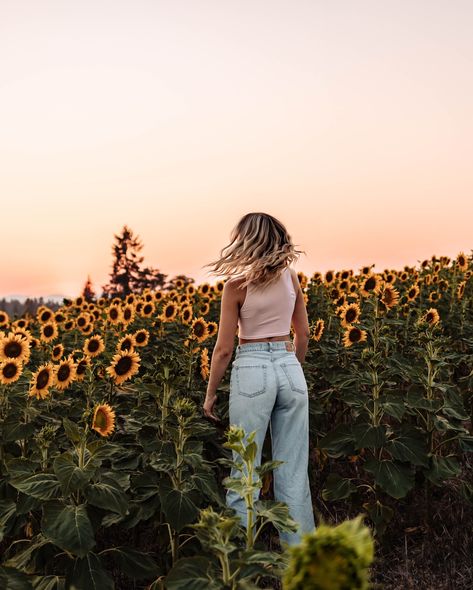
top-left (238, 266), bottom-right (297, 339)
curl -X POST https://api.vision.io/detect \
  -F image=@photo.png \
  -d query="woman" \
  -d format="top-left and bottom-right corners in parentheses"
top-left (202, 212), bottom-right (316, 547)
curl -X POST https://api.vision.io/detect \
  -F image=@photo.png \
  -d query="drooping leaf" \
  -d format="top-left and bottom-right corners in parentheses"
top-left (9, 474), bottom-right (61, 501)
top-left (85, 477), bottom-right (129, 515)
top-left (42, 502), bottom-right (95, 558)
top-left (165, 557), bottom-right (222, 590)
top-left (363, 458), bottom-right (414, 499)
top-left (65, 553), bottom-right (114, 590)
top-left (100, 546), bottom-right (160, 579)
top-left (321, 473), bottom-right (357, 501)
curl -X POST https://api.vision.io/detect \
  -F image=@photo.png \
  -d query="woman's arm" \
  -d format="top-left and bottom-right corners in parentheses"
top-left (203, 279), bottom-right (239, 420)
top-left (289, 268), bottom-right (310, 364)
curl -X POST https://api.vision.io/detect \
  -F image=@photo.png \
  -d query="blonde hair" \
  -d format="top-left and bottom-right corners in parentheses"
top-left (203, 212), bottom-right (305, 290)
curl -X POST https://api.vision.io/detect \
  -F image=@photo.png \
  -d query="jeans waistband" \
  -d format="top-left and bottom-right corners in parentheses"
top-left (236, 340), bottom-right (295, 353)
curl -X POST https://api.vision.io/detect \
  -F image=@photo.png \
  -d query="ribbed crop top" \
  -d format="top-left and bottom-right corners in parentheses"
top-left (238, 267), bottom-right (297, 339)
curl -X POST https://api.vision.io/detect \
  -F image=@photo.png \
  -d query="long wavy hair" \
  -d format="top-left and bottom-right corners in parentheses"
top-left (203, 212), bottom-right (305, 291)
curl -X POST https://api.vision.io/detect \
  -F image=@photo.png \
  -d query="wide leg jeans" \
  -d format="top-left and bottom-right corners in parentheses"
top-left (225, 340), bottom-right (316, 547)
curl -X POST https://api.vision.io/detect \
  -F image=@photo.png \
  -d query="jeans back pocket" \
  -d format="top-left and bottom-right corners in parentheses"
top-left (280, 362), bottom-right (307, 394)
top-left (234, 364), bottom-right (268, 397)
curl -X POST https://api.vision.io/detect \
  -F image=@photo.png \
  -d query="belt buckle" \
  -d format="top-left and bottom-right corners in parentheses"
top-left (285, 341), bottom-right (294, 352)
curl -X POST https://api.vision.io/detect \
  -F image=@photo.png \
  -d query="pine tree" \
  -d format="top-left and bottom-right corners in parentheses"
top-left (82, 275), bottom-right (96, 302)
top-left (101, 225), bottom-right (167, 297)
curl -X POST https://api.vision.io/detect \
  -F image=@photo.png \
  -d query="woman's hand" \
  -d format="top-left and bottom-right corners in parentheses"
top-left (203, 390), bottom-right (220, 422)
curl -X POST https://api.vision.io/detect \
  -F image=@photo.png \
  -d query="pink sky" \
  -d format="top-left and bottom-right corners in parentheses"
top-left (1, 1), bottom-right (472, 297)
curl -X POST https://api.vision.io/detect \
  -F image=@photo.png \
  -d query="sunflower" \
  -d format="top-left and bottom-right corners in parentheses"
top-left (37, 307), bottom-right (54, 324)
top-left (51, 343), bottom-right (65, 360)
top-left (76, 313), bottom-right (91, 330)
top-left (206, 321), bottom-right (218, 337)
top-left (198, 283), bottom-right (211, 296)
top-left (186, 284), bottom-right (196, 296)
top-left (130, 329), bottom-right (148, 348)
top-left (311, 319), bottom-right (325, 342)
top-left (199, 302), bottom-right (210, 315)
top-left (12, 318), bottom-right (30, 330)
top-left (0, 310), bottom-right (9, 327)
top-left (116, 334), bottom-right (135, 353)
top-left (457, 281), bottom-right (466, 300)
top-left (428, 291), bottom-right (441, 303)
top-left (54, 355), bottom-right (77, 390)
top-left (0, 332), bottom-right (31, 364)
top-left (83, 335), bottom-right (105, 358)
top-left (421, 308), bottom-right (440, 327)
top-left (64, 319), bottom-right (76, 331)
top-left (92, 403), bottom-right (116, 437)
top-left (215, 280), bottom-right (225, 293)
top-left (339, 303), bottom-right (361, 328)
top-left (359, 274), bottom-right (382, 298)
top-left (39, 321), bottom-right (59, 343)
top-left (380, 285), bottom-right (400, 309)
top-left (122, 304), bottom-right (136, 324)
top-left (160, 302), bottom-right (178, 322)
top-left (200, 347), bottom-right (210, 381)
top-left (29, 362), bottom-right (55, 400)
top-left (106, 350), bottom-right (141, 385)
top-left (140, 301), bottom-right (154, 318)
top-left (154, 291), bottom-right (164, 303)
top-left (360, 265), bottom-right (374, 276)
top-left (81, 323), bottom-right (93, 335)
top-left (190, 317), bottom-right (209, 343)
top-left (126, 294), bottom-right (136, 305)
top-left (0, 358), bottom-right (23, 385)
top-left (75, 356), bottom-right (91, 381)
top-left (107, 305), bottom-right (123, 325)
top-left (324, 270), bottom-right (335, 285)
top-left (456, 252), bottom-right (469, 272)
top-left (406, 284), bottom-right (420, 301)
top-left (180, 305), bottom-right (193, 325)
top-left (342, 326), bottom-right (368, 348)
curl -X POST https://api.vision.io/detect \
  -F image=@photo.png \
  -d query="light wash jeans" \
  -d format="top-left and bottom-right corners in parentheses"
top-left (226, 340), bottom-right (316, 547)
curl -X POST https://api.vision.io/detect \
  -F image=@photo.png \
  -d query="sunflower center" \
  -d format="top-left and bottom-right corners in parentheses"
top-left (44, 326), bottom-right (54, 337)
top-left (115, 356), bottom-right (132, 375)
top-left (349, 328), bottom-right (361, 343)
top-left (3, 363), bottom-right (18, 379)
top-left (57, 365), bottom-right (71, 381)
top-left (5, 342), bottom-right (21, 358)
top-left (88, 340), bottom-right (100, 352)
top-left (36, 368), bottom-right (50, 389)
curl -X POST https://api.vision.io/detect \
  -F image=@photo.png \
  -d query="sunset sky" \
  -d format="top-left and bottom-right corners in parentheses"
top-left (1, 1), bottom-right (472, 298)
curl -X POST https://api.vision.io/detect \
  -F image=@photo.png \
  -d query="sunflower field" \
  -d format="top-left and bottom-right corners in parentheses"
top-left (1, 252), bottom-right (473, 589)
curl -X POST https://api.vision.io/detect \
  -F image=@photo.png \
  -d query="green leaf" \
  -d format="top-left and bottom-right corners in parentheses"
top-left (53, 452), bottom-right (97, 495)
top-left (5, 458), bottom-right (37, 478)
top-left (65, 553), bottom-right (114, 590)
top-left (166, 556), bottom-right (222, 590)
top-left (385, 425), bottom-right (429, 467)
top-left (362, 500), bottom-right (394, 536)
top-left (159, 482), bottom-right (200, 532)
top-left (85, 477), bottom-right (129, 515)
top-left (442, 388), bottom-right (469, 420)
top-left (423, 455), bottom-right (461, 485)
top-left (378, 393), bottom-right (406, 421)
top-left (42, 502), bottom-right (95, 558)
top-left (100, 546), bottom-right (160, 579)
top-left (321, 473), bottom-right (357, 501)
top-left (352, 423), bottom-right (386, 449)
top-left (63, 418), bottom-right (84, 443)
top-left (9, 474), bottom-right (61, 501)
top-left (459, 435), bottom-right (473, 452)
top-left (363, 458), bottom-right (414, 499)
top-left (0, 566), bottom-right (33, 590)
top-left (3, 421), bottom-right (36, 442)
top-left (254, 500), bottom-right (298, 534)
top-left (318, 423), bottom-right (355, 456)
top-left (31, 576), bottom-right (63, 590)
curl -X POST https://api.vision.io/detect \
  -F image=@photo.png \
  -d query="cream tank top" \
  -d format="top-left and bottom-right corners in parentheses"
top-left (238, 267), bottom-right (297, 339)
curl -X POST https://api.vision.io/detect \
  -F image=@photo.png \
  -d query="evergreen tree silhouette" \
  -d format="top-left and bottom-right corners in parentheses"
top-left (82, 275), bottom-right (96, 302)
top-left (101, 225), bottom-right (168, 297)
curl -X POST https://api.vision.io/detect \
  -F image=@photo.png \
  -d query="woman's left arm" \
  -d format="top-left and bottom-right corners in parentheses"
top-left (202, 280), bottom-right (239, 421)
